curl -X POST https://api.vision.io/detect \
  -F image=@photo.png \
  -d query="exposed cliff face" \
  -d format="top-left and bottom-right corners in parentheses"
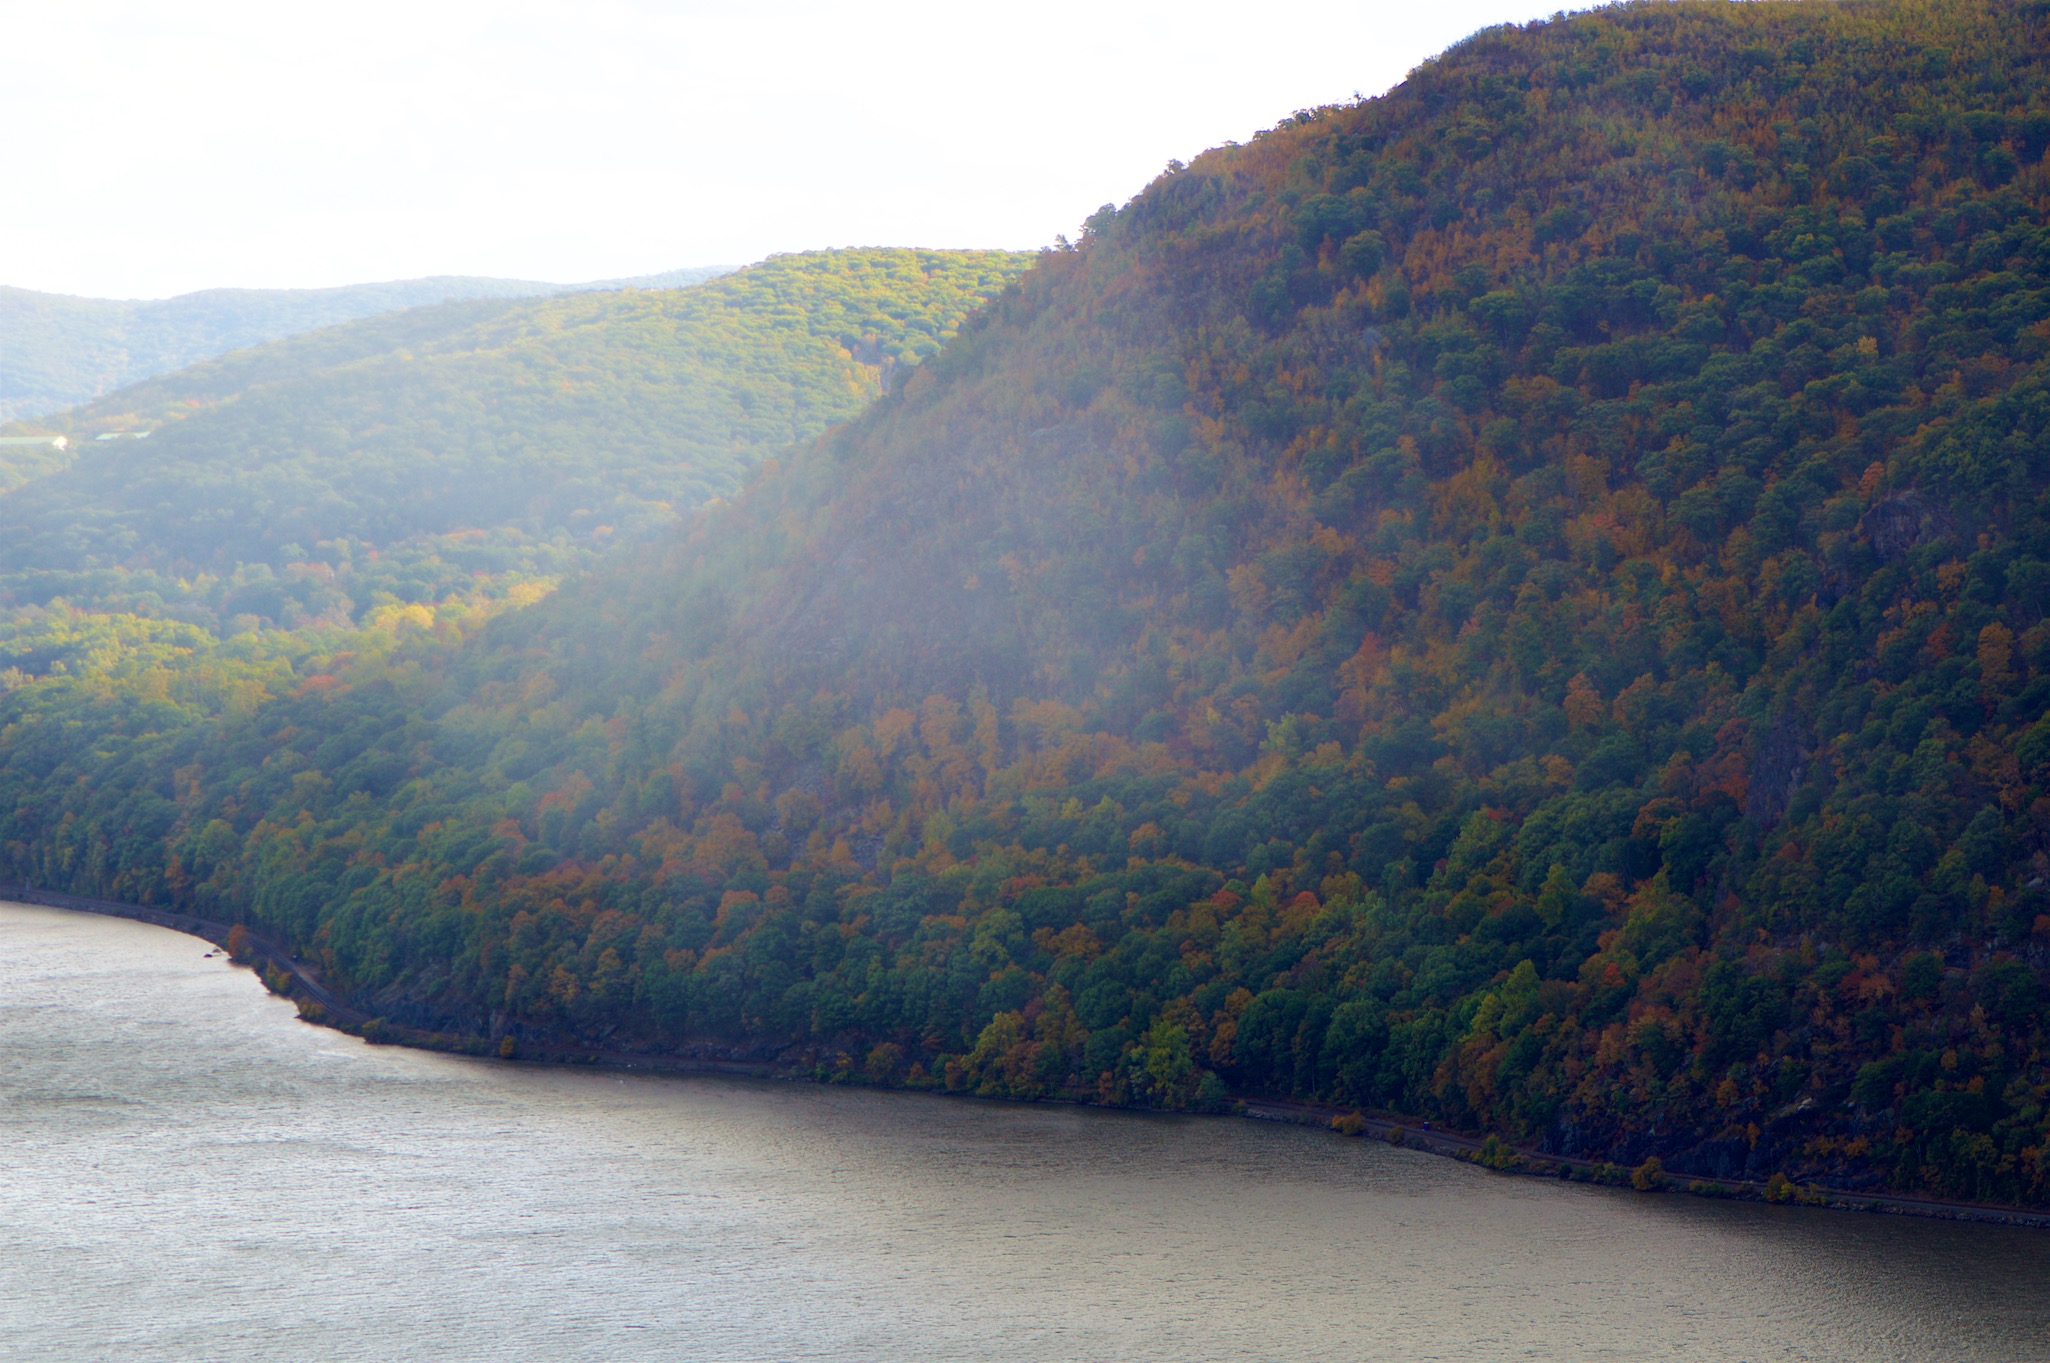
top-left (6, 0), bottom-right (2050, 1205)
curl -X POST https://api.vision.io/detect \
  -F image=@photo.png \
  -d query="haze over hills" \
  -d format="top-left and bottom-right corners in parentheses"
top-left (4, 0), bottom-right (2050, 1212)
top-left (0, 249), bottom-right (1033, 630)
top-left (0, 266), bottom-right (731, 424)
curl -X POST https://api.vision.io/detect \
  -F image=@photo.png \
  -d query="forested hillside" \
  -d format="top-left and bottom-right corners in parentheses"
top-left (0, 267), bottom-right (727, 424)
top-left (7, 0), bottom-right (2050, 1207)
top-left (0, 250), bottom-right (1031, 629)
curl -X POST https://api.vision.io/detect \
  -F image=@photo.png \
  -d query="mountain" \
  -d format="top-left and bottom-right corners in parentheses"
top-left (0, 267), bottom-right (731, 424)
top-left (5, 0), bottom-right (2050, 1208)
top-left (0, 249), bottom-right (1033, 629)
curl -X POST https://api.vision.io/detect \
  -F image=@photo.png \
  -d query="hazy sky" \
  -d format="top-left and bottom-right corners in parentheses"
top-left (5, 1), bottom-right (1594, 299)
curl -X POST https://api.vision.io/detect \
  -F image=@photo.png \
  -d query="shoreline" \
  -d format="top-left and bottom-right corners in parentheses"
top-left (10, 883), bottom-right (2048, 1231)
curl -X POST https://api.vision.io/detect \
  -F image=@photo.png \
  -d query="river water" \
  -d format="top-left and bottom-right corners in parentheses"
top-left (2, 902), bottom-right (2047, 1362)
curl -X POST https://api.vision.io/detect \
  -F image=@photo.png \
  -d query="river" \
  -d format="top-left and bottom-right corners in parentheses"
top-left (2, 901), bottom-right (2046, 1361)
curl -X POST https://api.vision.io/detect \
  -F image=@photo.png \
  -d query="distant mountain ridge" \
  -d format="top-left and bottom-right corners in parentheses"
top-left (0, 266), bottom-right (732, 423)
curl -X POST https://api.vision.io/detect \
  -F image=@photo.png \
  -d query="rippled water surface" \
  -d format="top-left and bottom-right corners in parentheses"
top-left (4, 903), bottom-right (2049, 1361)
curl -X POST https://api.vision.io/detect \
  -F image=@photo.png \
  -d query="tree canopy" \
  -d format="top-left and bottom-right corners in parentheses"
top-left (4, 0), bottom-right (2050, 1207)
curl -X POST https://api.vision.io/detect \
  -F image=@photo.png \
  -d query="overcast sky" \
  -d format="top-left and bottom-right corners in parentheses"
top-left (4, 1), bottom-right (1594, 299)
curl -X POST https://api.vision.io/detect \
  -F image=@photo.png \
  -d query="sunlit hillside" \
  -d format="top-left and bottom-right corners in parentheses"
top-left (0, 249), bottom-right (1033, 630)
top-left (0, 267), bottom-right (728, 424)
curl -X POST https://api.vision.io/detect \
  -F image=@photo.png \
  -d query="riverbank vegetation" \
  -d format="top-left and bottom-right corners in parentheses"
top-left (3, 0), bottom-right (2050, 1208)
